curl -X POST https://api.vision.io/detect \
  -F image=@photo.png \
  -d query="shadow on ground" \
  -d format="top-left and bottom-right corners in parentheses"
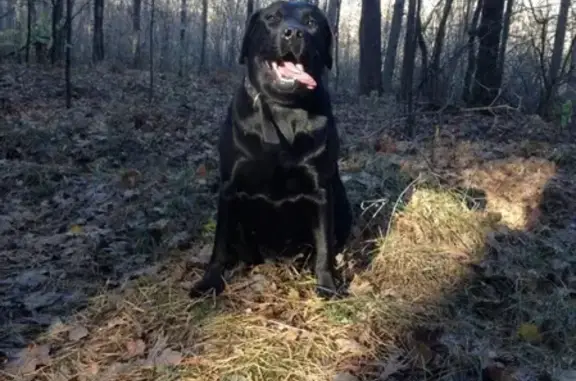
top-left (0, 63), bottom-right (228, 367)
top-left (351, 127), bottom-right (576, 380)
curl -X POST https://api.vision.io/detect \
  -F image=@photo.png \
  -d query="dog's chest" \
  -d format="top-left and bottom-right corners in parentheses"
top-left (224, 117), bottom-right (328, 204)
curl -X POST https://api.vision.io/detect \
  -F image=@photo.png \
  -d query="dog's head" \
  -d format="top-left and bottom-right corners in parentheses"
top-left (239, 1), bottom-right (333, 103)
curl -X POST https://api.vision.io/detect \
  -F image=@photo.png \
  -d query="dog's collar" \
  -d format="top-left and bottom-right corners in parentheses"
top-left (243, 77), bottom-right (262, 108)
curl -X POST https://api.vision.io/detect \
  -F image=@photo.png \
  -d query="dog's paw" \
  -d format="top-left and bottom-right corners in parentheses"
top-left (189, 274), bottom-right (226, 298)
top-left (315, 273), bottom-right (339, 299)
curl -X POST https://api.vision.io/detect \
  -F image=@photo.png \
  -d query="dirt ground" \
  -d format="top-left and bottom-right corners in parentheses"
top-left (1, 63), bottom-right (575, 381)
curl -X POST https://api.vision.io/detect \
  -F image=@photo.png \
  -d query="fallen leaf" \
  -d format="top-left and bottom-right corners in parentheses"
top-left (125, 339), bottom-right (146, 358)
top-left (194, 244), bottom-right (212, 264)
top-left (517, 323), bottom-right (542, 343)
top-left (23, 291), bottom-right (61, 311)
top-left (374, 351), bottom-right (408, 380)
top-left (413, 341), bottom-right (435, 364)
top-left (4, 344), bottom-right (51, 376)
top-left (335, 338), bottom-right (365, 355)
top-left (143, 334), bottom-right (182, 367)
top-left (283, 330), bottom-right (299, 342)
top-left (120, 168), bottom-right (141, 189)
top-left (556, 369), bottom-right (576, 381)
top-left (152, 348), bottom-right (183, 366)
top-left (68, 325), bottom-right (89, 341)
top-left (69, 224), bottom-right (83, 234)
top-left (333, 372), bottom-right (359, 381)
top-left (349, 275), bottom-right (374, 296)
top-left (222, 375), bottom-right (249, 381)
top-left (483, 363), bottom-right (515, 381)
top-left (196, 164), bottom-right (207, 177)
top-left (86, 361), bottom-right (99, 376)
top-left (287, 287), bottom-right (300, 299)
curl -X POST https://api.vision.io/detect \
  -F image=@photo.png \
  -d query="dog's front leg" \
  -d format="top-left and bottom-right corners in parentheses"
top-left (190, 195), bottom-right (235, 298)
top-left (312, 186), bottom-right (338, 298)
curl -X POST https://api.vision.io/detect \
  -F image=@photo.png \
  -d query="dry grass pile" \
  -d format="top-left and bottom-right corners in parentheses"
top-left (1, 64), bottom-right (576, 381)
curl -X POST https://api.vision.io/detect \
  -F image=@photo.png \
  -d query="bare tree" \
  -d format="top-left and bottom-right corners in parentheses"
top-left (92, 0), bottom-right (104, 62)
top-left (497, 0), bottom-right (514, 79)
top-left (462, 0), bottom-right (482, 103)
top-left (198, 0), bottom-right (207, 73)
top-left (246, 0), bottom-right (254, 20)
top-left (178, 0), bottom-right (186, 76)
top-left (358, 0), bottom-right (382, 95)
top-left (415, 2), bottom-right (428, 89)
top-left (426, 0), bottom-right (454, 100)
top-left (131, 0), bottom-right (142, 68)
top-left (548, 0), bottom-right (571, 89)
top-left (400, 0), bottom-right (417, 102)
top-left (51, 0), bottom-right (65, 63)
top-left (65, 0), bottom-right (72, 108)
top-left (0, 0), bottom-right (4, 30)
top-left (382, 0), bottom-right (405, 93)
top-left (325, 0), bottom-right (341, 90)
top-left (148, 0), bottom-right (155, 103)
top-left (470, 0), bottom-right (505, 106)
top-left (25, 0), bottom-right (35, 64)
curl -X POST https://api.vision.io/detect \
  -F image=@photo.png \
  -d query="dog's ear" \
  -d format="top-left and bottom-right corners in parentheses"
top-left (323, 20), bottom-right (334, 70)
top-left (239, 10), bottom-right (261, 65)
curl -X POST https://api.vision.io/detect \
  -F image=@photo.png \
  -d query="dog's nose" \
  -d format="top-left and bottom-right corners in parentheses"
top-left (282, 27), bottom-right (303, 40)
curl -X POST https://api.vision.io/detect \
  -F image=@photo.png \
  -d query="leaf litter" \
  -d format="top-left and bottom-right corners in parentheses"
top-left (1, 63), bottom-right (576, 381)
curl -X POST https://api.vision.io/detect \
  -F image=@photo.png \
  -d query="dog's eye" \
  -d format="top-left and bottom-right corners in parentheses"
top-left (306, 18), bottom-right (317, 27)
top-left (265, 13), bottom-right (281, 22)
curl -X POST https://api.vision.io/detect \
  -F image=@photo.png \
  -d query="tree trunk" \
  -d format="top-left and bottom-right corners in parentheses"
top-left (92, 0), bottom-right (104, 62)
top-left (497, 0), bottom-right (513, 79)
top-left (51, 0), bottom-right (65, 63)
top-left (149, 0), bottom-right (155, 102)
top-left (198, 0), bottom-right (208, 73)
top-left (227, 0), bottom-right (241, 67)
top-left (0, 0), bottom-right (4, 30)
top-left (548, 0), bottom-right (571, 87)
top-left (25, 0), bottom-right (35, 64)
top-left (462, 0), bottom-right (483, 103)
top-left (427, 0), bottom-right (453, 100)
top-left (400, 0), bottom-right (417, 101)
top-left (65, 0), bottom-right (72, 108)
top-left (382, 0), bottom-right (405, 93)
top-left (538, 0), bottom-right (571, 118)
top-left (324, 0), bottom-right (341, 90)
top-left (132, 0), bottom-right (142, 68)
top-left (416, 5), bottom-right (428, 92)
top-left (470, 0), bottom-right (504, 106)
top-left (358, 0), bottom-right (382, 95)
top-left (246, 0), bottom-right (254, 20)
top-left (178, 0), bottom-right (186, 76)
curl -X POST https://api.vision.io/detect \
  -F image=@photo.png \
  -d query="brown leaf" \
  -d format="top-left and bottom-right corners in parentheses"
top-left (143, 334), bottom-right (182, 367)
top-left (5, 343), bottom-right (51, 376)
top-left (120, 168), bottom-right (141, 189)
top-left (335, 338), bottom-right (365, 355)
top-left (125, 339), bottom-right (146, 358)
top-left (68, 325), bottom-right (89, 341)
top-left (349, 275), bottom-right (374, 296)
top-left (196, 164), bottom-right (207, 178)
top-left (153, 348), bottom-right (183, 366)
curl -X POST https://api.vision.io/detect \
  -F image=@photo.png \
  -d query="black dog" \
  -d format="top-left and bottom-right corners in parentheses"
top-left (190, 0), bottom-right (352, 299)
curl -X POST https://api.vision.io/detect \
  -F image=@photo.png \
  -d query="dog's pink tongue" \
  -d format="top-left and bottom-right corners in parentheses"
top-left (277, 61), bottom-right (317, 89)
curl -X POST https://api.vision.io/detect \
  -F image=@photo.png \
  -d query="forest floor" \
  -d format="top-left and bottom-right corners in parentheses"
top-left (1, 62), bottom-right (576, 381)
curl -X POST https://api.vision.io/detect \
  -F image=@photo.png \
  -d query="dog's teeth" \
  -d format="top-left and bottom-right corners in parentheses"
top-left (296, 63), bottom-right (304, 71)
